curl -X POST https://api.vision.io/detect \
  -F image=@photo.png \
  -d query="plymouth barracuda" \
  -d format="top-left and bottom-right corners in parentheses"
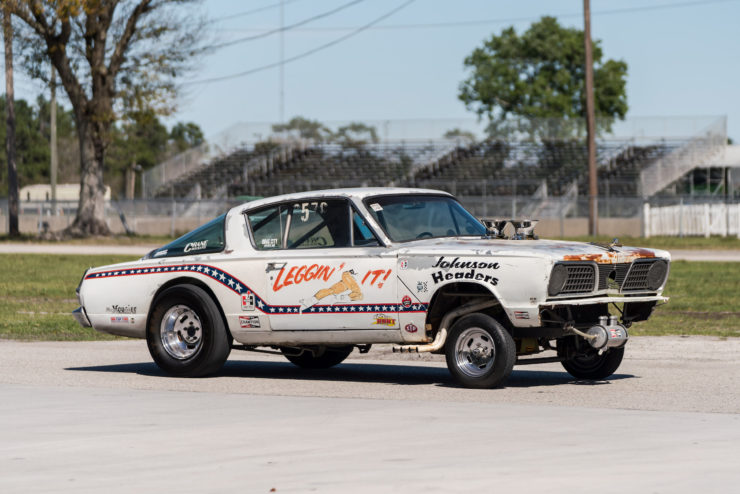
top-left (73, 188), bottom-right (670, 388)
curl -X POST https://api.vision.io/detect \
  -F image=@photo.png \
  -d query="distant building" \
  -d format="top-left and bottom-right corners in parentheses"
top-left (19, 183), bottom-right (112, 202)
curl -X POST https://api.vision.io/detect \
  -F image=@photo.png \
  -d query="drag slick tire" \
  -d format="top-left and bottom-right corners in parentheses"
top-left (147, 284), bottom-right (231, 377)
top-left (280, 345), bottom-right (353, 369)
top-left (445, 313), bottom-right (516, 389)
top-left (558, 337), bottom-right (625, 380)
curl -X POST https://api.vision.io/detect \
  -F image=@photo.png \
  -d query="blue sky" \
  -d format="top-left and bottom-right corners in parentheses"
top-left (9, 0), bottom-right (740, 141)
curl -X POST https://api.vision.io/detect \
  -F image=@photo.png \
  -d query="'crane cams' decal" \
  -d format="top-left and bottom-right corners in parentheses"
top-left (430, 256), bottom-right (500, 286)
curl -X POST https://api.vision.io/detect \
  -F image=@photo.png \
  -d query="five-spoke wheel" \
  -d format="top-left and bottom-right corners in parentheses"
top-left (445, 313), bottom-right (516, 388)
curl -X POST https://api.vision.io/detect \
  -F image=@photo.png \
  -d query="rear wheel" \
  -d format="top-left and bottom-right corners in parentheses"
top-left (146, 285), bottom-right (231, 377)
top-left (280, 345), bottom-right (353, 369)
top-left (558, 337), bottom-right (624, 380)
top-left (445, 313), bottom-right (516, 388)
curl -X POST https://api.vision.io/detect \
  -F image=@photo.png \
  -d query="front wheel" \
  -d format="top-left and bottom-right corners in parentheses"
top-left (558, 337), bottom-right (624, 380)
top-left (445, 313), bottom-right (516, 389)
top-left (146, 284), bottom-right (231, 377)
top-left (280, 345), bottom-right (353, 369)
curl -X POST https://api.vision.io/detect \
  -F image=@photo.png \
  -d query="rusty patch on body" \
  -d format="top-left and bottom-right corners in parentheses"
top-left (563, 249), bottom-right (656, 264)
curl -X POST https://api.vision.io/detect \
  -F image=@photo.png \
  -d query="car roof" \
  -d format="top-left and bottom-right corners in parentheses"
top-left (233, 187), bottom-right (453, 213)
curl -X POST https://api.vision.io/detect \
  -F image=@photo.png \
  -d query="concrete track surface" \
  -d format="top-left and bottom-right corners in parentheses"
top-left (1, 337), bottom-right (739, 493)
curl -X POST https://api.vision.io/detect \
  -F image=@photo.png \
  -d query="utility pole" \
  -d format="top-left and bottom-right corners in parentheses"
top-left (3, 6), bottom-right (19, 236)
top-left (279, 0), bottom-right (285, 124)
top-left (583, 0), bottom-right (598, 236)
top-left (50, 64), bottom-right (58, 211)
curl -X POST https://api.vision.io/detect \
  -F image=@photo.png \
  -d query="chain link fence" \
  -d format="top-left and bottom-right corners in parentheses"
top-left (4, 194), bottom-right (737, 238)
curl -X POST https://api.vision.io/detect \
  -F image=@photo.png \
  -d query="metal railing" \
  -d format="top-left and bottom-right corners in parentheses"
top-left (640, 116), bottom-right (727, 197)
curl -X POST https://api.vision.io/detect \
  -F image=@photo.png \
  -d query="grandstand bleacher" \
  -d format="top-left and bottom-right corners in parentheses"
top-left (149, 134), bottom-right (701, 205)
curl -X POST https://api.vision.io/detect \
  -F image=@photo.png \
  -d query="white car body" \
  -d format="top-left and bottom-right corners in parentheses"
top-left (74, 188), bottom-right (670, 387)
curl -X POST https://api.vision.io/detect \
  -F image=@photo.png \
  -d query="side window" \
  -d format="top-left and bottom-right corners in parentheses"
top-left (286, 199), bottom-right (349, 249)
top-left (148, 213), bottom-right (226, 258)
top-left (247, 205), bottom-right (288, 250)
top-left (352, 209), bottom-right (380, 246)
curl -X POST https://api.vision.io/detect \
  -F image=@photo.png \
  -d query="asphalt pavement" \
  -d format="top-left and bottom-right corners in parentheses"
top-left (1, 337), bottom-right (739, 493)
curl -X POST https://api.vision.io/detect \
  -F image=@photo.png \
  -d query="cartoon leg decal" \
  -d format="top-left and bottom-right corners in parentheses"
top-left (301, 270), bottom-right (363, 311)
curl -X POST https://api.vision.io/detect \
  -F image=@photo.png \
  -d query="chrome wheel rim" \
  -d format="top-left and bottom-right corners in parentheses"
top-left (455, 327), bottom-right (495, 378)
top-left (160, 304), bottom-right (203, 360)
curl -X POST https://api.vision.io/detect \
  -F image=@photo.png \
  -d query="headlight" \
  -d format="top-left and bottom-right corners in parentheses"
top-left (548, 264), bottom-right (568, 296)
top-left (647, 260), bottom-right (668, 290)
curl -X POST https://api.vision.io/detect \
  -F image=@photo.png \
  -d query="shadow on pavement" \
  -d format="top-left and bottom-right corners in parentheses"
top-left (66, 359), bottom-right (635, 389)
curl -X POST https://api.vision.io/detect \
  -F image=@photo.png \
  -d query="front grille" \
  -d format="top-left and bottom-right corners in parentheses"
top-left (598, 263), bottom-right (630, 290)
top-left (622, 261), bottom-right (654, 291)
top-left (562, 264), bottom-right (595, 293)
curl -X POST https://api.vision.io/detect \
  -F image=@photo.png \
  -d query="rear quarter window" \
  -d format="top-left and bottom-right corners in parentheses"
top-left (147, 214), bottom-right (226, 258)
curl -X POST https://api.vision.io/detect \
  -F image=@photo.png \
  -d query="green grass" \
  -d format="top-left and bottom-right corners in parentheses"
top-left (560, 235), bottom-right (740, 251)
top-left (0, 254), bottom-right (738, 340)
top-left (630, 261), bottom-right (740, 336)
top-left (0, 254), bottom-right (138, 340)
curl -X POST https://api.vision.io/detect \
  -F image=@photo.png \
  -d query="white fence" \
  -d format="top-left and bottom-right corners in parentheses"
top-left (645, 202), bottom-right (740, 238)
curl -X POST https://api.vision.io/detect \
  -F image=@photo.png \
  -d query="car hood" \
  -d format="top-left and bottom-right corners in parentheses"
top-left (396, 237), bottom-right (670, 264)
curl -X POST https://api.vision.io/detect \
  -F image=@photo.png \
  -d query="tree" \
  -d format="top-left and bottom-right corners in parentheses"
top-left (272, 116), bottom-right (331, 143)
top-left (0, 96), bottom-right (49, 186)
top-left (169, 121), bottom-right (204, 153)
top-left (8, 0), bottom-right (204, 236)
top-left (332, 122), bottom-right (379, 149)
top-left (443, 128), bottom-right (476, 143)
top-left (3, 7), bottom-right (19, 236)
top-left (458, 16), bottom-right (627, 138)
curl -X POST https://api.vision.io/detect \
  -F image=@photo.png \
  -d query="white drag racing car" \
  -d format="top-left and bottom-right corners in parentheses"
top-left (74, 188), bottom-right (670, 388)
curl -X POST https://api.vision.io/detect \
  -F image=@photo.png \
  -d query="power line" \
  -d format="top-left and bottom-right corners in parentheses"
top-left (186, 0), bottom-right (416, 85)
top-left (214, 0), bottom-right (740, 34)
top-left (207, 0), bottom-right (366, 50)
top-left (209, 0), bottom-right (303, 23)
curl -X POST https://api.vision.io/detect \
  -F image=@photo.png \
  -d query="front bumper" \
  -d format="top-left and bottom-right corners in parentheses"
top-left (542, 295), bottom-right (668, 307)
top-left (73, 307), bottom-right (92, 328)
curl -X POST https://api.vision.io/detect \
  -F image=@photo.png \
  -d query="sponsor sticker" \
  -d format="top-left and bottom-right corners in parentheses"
top-left (416, 281), bottom-right (428, 293)
top-left (399, 259), bottom-right (409, 270)
top-left (106, 305), bottom-right (136, 314)
top-left (401, 295), bottom-right (413, 308)
top-left (372, 314), bottom-right (396, 327)
top-left (514, 311), bottom-right (530, 320)
top-left (184, 240), bottom-right (208, 253)
top-left (431, 256), bottom-right (500, 287)
top-left (404, 323), bottom-right (418, 333)
top-left (242, 292), bottom-right (256, 311)
top-left (261, 237), bottom-right (278, 248)
top-left (239, 315), bottom-right (261, 329)
top-left (110, 316), bottom-right (129, 324)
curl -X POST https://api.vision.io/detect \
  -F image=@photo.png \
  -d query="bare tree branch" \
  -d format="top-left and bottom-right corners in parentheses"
top-left (109, 0), bottom-right (153, 78)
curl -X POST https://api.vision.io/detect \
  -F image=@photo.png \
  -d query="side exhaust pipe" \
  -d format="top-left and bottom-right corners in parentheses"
top-left (567, 315), bottom-right (628, 350)
top-left (392, 299), bottom-right (499, 354)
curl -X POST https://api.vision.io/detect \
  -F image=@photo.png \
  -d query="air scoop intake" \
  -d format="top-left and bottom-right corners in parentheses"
top-left (587, 315), bottom-right (628, 349)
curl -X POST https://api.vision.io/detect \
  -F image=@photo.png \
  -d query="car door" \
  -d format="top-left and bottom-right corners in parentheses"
top-left (246, 197), bottom-right (398, 331)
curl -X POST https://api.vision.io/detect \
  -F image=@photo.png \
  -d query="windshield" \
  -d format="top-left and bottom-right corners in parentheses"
top-left (363, 194), bottom-right (487, 242)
